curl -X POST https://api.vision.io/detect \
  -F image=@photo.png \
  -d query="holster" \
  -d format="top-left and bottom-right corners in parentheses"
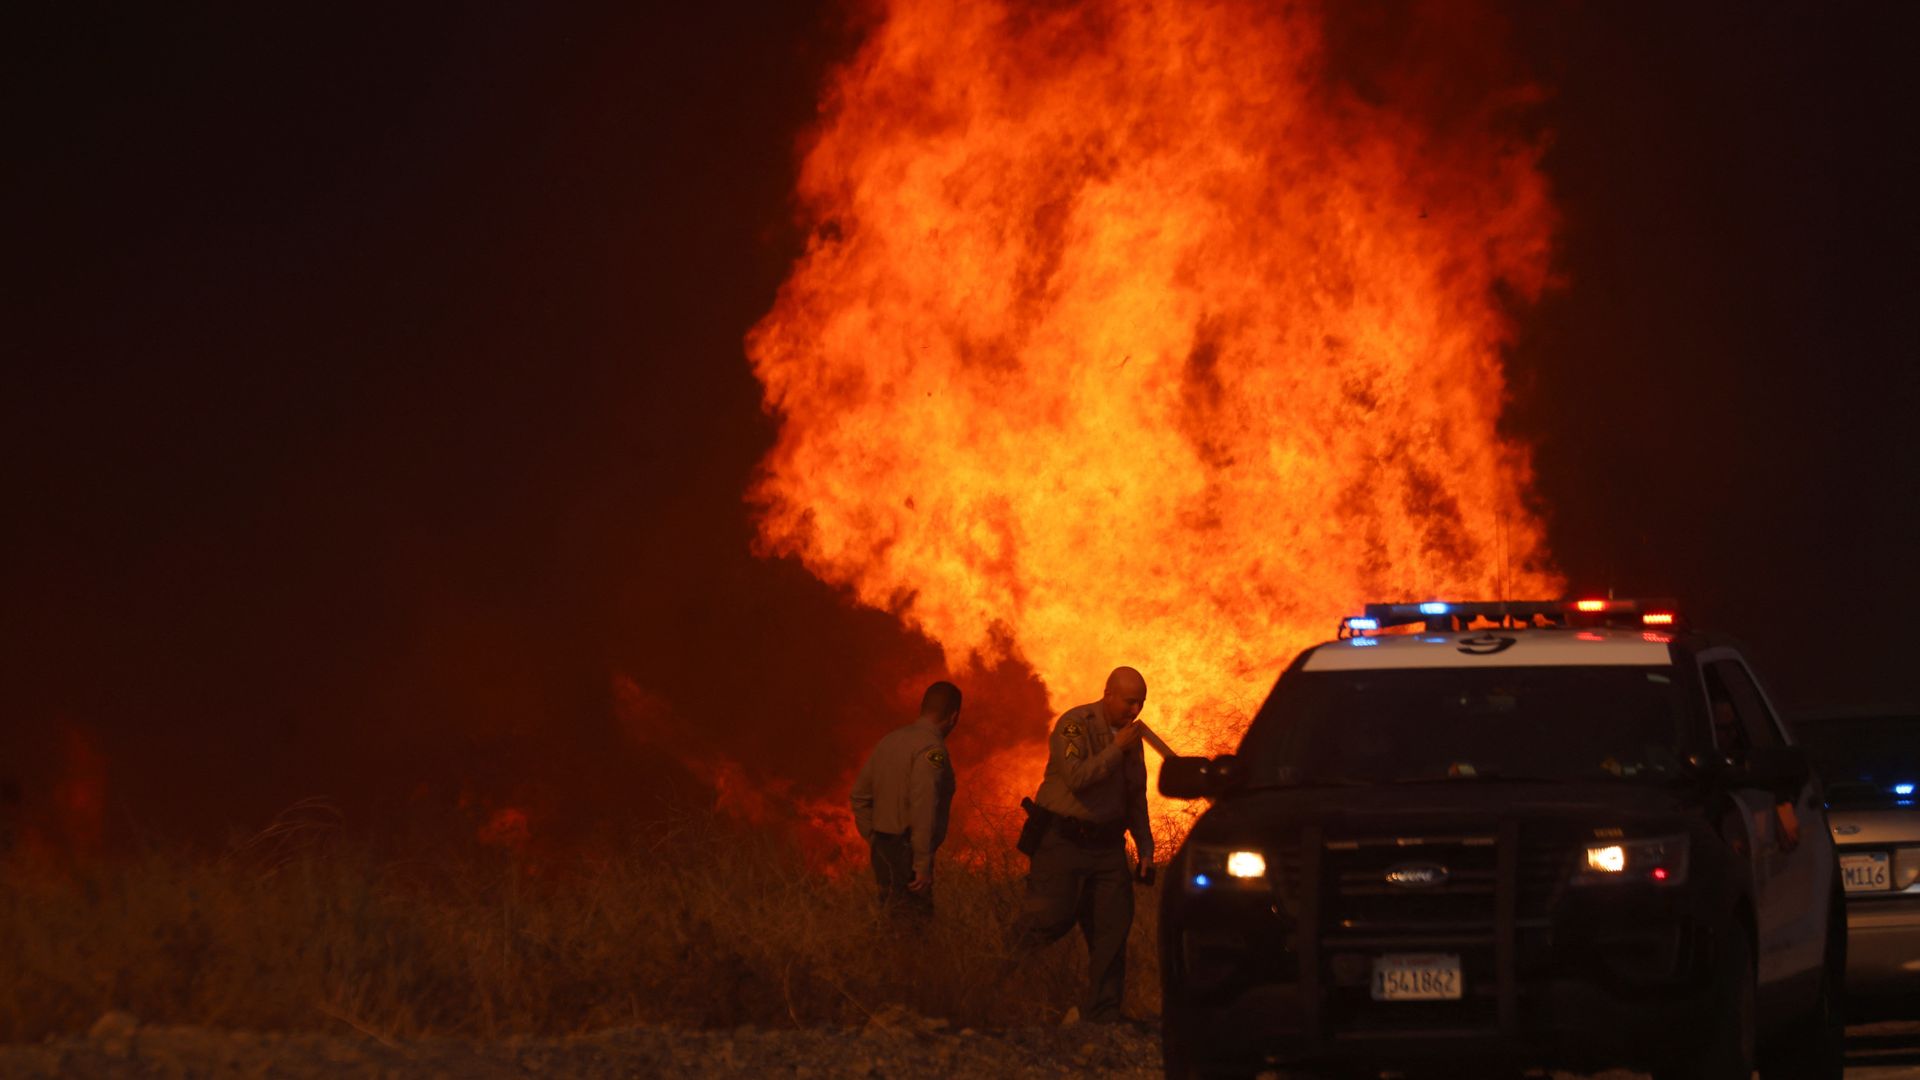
top-left (1016, 796), bottom-right (1053, 856)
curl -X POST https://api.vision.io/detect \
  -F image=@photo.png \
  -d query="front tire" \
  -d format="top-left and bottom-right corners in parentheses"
top-left (1161, 1013), bottom-right (1245, 1079)
top-left (1759, 897), bottom-right (1846, 1080)
top-left (1652, 925), bottom-right (1755, 1080)
top-left (1162, 1053), bottom-right (1255, 1079)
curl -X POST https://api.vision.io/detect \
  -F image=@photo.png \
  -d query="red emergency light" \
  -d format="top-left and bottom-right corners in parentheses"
top-left (1339, 597), bottom-right (1686, 636)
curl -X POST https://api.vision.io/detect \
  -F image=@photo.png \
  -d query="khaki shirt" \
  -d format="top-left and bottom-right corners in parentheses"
top-left (849, 717), bottom-right (955, 877)
top-left (1033, 701), bottom-right (1152, 860)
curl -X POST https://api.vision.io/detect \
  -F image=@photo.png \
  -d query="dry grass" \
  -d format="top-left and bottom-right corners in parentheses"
top-left (0, 814), bottom-right (1162, 1044)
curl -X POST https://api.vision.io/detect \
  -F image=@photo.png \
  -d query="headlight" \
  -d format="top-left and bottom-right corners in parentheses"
top-left (1894, 847), bottom-right (1920, 891)
top-left (1574, 834), bottom-right (1689, 886)
top-left (1188, 845), bottom-right (1270, 892)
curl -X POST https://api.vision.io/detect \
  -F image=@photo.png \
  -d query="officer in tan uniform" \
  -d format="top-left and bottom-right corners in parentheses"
top-left (1011, 666), bottom-right (1153, 1022)
top-left (850, 680), bottom-right (961, 919)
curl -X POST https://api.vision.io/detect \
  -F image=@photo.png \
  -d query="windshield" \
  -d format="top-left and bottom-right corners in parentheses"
top-left (1795, 716), bottom-right (1920, 806)
top-left (1239, 666), bottom-right (1693, 787)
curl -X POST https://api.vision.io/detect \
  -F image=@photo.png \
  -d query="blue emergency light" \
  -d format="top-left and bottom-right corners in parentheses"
top-left (1336, 598), bottom-right (1684, 638)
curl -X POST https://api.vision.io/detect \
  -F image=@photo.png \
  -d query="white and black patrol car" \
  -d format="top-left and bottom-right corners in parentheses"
top-left (1157, 599), bottom-right (1845, 1080)
top-left (1792, 706), bottom-right (1920, 1010)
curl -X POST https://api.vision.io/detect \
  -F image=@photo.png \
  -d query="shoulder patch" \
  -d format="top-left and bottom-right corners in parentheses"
top-left (1062, 720), bottom-right (1083, 739)
top-left (927, 748), bottom-right (949, 768)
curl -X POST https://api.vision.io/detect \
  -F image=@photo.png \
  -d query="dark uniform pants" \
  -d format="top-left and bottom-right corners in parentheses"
top-left (1010, 823), bottom-right (1133, 1021)
top-left (869, 831), bottom-right (933, 920)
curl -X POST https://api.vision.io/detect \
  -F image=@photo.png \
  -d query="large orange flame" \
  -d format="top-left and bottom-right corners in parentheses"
top-left (748, 1), bottom-right (1561, 829)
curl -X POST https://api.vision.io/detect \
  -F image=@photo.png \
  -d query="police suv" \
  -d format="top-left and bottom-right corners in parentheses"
top-left (1158, 599), bottom-right (1844, 1080)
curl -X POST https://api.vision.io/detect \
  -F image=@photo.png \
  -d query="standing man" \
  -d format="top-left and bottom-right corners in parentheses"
top-left (850, 680), bottom-right (961, 920)
top-left (1011, 666), bottom-right (1154, 1022)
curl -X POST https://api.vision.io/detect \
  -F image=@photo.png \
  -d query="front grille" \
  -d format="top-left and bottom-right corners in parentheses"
top-left (1273, 845), bottom-right (1307, 912)
top-left (1326, 833), bottom-right (1500, 938)
top-left (1303, 824), bottom-right (1571, 1038)
top-left (1519, 836), bottom-right (1572, 917)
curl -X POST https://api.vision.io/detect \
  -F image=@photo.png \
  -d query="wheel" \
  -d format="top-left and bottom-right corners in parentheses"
top-left (1162, 1056), bottom-right (1256, 1079)
top-left (1756, 960), bottom-right (1843, 1079)
top-left (1652, 924), bottom-right (1755, 1080)
top-left (1161, 1013), bottom-right (1251, 1079)
top-left (1758, 899), bottom-right (1845, 1080)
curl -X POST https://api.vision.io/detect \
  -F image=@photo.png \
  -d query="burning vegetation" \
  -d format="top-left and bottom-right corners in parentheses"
top-left (4, 0), bottom-right (1575, 1051)
top-left (747, 0), bottom-right (1563, 821)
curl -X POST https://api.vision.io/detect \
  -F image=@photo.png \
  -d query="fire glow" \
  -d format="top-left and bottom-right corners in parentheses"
top-left (747, 1), bottom-right (1561, 824)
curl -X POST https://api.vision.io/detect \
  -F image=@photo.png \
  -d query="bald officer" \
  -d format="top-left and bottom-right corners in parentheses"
top-left (1011, 666), bottom-right (1154, 1022)
top-left (850, 680), bottom-right (961, 919)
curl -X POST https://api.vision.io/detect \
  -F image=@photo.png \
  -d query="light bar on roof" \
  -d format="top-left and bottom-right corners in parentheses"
top-left (1348, 598), bottom-right (1684, 633)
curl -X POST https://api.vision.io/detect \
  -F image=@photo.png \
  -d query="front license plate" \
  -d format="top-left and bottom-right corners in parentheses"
top-left (1371, 953), bottom-right (1463, 1001)
top-left (1842, 852), bottom-right (1892, 893)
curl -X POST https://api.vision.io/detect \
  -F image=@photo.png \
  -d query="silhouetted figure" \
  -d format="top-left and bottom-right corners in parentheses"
top-left (851, 681), bottom-right (961, 920)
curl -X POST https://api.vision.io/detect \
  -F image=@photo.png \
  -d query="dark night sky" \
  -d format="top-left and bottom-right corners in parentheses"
top-left (6, 2), bottom-right (1917, 844)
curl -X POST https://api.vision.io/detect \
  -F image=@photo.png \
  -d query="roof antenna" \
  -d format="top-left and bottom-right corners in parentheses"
top-left (1498, 511), bottom-right (1511, 627)
top-left (1499, 511), bottom-right (1510, 603)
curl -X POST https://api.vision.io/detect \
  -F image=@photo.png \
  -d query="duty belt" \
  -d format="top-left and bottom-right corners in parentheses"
top-left (1052, 814), bottom-right (1126, 848)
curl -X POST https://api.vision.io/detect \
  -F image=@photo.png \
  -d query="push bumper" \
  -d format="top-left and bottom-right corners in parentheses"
top-left (1171, 975), bottom-right (1712, 1074)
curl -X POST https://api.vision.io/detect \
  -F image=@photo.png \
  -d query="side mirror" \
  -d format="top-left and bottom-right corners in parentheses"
top-left (1160, 754), bottom-right (1241, 800)
top-left (1747, 745), bottom-right (1810, 790)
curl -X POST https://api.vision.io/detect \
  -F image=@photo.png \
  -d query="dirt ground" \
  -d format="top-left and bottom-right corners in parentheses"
top-left (14, 1013), bottom-right (1920, 1079)
top-left (20, 1010), bottom-right (1920, 1079)
top-left (0, 1009), bottom-right (1680, 1079)
top-left (0, 1006), bottom-right (1165, 1079)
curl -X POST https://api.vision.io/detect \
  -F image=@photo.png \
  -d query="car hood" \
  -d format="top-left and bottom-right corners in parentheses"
top-left (1827, 805), bottom-right (1920, 846)
top-left (1186, 780), bottom-right (1701, 848)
